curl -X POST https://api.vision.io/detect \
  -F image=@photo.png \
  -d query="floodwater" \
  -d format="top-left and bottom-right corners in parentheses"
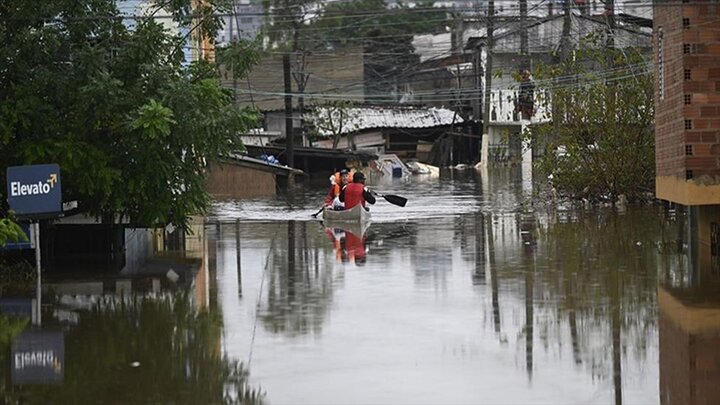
top-left (1, 167), bottom-right (712, 404)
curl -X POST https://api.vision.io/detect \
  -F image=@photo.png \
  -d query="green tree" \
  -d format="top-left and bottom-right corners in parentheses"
top-left (0, 217), bottom-right (27, 248)
top-left (0, 0), bottom-right (259, 230)
top-left (528, 37), bottom-right (654, 203)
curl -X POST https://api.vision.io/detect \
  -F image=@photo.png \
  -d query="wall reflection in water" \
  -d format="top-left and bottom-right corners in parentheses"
top-left (659, 205), bottom-right (720, 405)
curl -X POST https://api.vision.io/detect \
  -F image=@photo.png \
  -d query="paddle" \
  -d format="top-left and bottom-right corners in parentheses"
top-left (311, 206), bottom-right (325, 218)
top-left (372, 191), bottom-right (407, 207)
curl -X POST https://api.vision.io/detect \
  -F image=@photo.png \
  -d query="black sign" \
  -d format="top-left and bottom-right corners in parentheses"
top-left (6, 164), bottom-right (62, 218)
top-left (11, 330), bottom-right (64, 385)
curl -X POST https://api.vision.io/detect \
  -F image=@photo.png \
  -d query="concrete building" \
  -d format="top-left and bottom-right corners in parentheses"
top-left (654, 1), bottom-right (720, 276)
top-left (215, 1), bottom-right (263, 44)
top-left (228, 48), bottom-right (365, 112)
top-left (467, 13), bottom-right (651, 164)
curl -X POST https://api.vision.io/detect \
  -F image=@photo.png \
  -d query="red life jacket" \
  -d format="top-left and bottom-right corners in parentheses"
top-left (343, 183), bottom-right (366, 209)
top-left (323, 184), bottom-right (340, 206)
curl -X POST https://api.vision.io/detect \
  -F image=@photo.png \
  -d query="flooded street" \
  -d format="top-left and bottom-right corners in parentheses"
top-left (1, 168), bottom-right (703, 404)
top-left (206, 168), bottom-right (679, 404)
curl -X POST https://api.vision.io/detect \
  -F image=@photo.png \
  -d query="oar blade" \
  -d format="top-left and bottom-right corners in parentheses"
top-left (383, 194), bottom-right (407, 207)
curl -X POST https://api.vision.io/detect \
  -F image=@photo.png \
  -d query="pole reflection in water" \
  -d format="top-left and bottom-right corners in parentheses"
top-left (236, 219), bottom-right (242, 297)
top-left (487, 213), bottom-right (501, 335)
top-left (521, 210), bottom-right (535, 381)
top-left (473, 212), bottom-right (486, 285)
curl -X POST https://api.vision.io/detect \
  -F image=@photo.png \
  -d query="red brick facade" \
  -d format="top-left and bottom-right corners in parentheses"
top-left (655, 1), bottom-right (720, 202)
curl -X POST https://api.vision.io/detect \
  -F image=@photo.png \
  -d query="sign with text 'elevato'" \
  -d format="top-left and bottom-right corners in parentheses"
top-left (6, 164), bottom-right (62, 218)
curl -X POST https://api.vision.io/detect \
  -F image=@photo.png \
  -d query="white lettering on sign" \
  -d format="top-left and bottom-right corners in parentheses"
top-left (9, 181), bottom-right (53, 197)
top-left (14, 350), bottom-right (56, 370)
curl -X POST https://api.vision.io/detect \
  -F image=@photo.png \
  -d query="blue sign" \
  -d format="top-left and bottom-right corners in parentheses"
top-left (6, 164), bottom-right (62, 218)
top-left (12, 330), bottom-right (65, 385)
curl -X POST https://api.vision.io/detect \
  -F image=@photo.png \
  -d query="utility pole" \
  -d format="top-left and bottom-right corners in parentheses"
top-left (606, 0), bottom-right (616, 50)
top-left (480, 0), bottom-right (494, 166)
top-left (519, 0), bottom-right (528, 70)
top-left (229, 8), bottom-right (237, 101)
top-left (283, 53), bottom-right (294, 168)
top-left (560, 0), bottom-right (572, 62)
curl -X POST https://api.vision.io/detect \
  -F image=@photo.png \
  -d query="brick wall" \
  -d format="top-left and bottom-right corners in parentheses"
top-left (206, 161), bottom-right (277, 200)
top-left (655, 2), bottom-right (720, 183)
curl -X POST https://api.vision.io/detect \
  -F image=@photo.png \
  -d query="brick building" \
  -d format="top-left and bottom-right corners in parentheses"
top-left (655, 1), bottom-right (720, 285)
top-left (655, 1), bottom-right (720, 203)
top-left (655, 3), bottom-right (720, 404)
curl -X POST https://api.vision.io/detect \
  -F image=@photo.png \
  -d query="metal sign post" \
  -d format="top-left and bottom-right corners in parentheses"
top-left (34, 222), bottom-right (41, 325)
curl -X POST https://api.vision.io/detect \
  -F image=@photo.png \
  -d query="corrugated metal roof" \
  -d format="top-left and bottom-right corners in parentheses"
top-left (308, 106), bottom-right (463, 136)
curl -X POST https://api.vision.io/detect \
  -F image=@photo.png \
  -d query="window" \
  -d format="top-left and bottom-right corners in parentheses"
top-left (686, 145), bottom-right (693, 155)
top-left (687, 170), bottom-right (694, 180)
top-left (685, 69), bottom-right (692, 80)
top-left (684, 43), bottom-right (698, 54)
top-left (683, 18), bottom-right (690, 29)
top-left (685, 94), bottom-right (692, 105)
top-left (685, 120), bottom-right (693, 130)
top-left (684, 43), bottom-right (691, 54)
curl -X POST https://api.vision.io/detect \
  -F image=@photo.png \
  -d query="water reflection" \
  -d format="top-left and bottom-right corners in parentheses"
top-left (323, 222), bottom-right (370, 266)
top-left (0, 221), bottom-right (263, 404)
top-left (211, 167), bottom-right (679, 403)
top-left (1, 168), bottom-right (705, 403)
top-left (659, 207), bottom-right (720, 405)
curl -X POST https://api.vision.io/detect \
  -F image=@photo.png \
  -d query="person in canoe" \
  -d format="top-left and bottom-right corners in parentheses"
top-left (324, 169), bottom-right (355, 211)
top-left (339, 171), bottom-right (375, 211)
top-left (323, 172), bottom-right (342, 208)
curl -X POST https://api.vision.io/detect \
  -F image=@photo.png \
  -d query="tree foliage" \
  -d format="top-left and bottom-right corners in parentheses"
top-left (528, 37), bottom-right (654, 203)
top-left (0, 0), bottom-right (259, 230)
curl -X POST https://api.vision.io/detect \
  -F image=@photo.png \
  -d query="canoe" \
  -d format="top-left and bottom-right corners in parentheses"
top-left (322, 204), bottom-right (371, 223)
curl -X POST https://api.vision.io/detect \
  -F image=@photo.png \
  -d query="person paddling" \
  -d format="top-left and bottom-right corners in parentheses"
top-left (339, 171), bottom-right (375, 210)
top-left (323, 173), bottom-right (341, 207)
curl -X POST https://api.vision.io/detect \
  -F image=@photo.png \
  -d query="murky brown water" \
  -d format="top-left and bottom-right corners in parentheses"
top-left (1, 168), bottom-right (711, 404)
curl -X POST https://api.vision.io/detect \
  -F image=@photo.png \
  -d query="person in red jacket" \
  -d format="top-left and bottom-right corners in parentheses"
top-left (323, 172), bottom-right (341, 206)
top-left (339, 171), bottom-right (376, 210)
